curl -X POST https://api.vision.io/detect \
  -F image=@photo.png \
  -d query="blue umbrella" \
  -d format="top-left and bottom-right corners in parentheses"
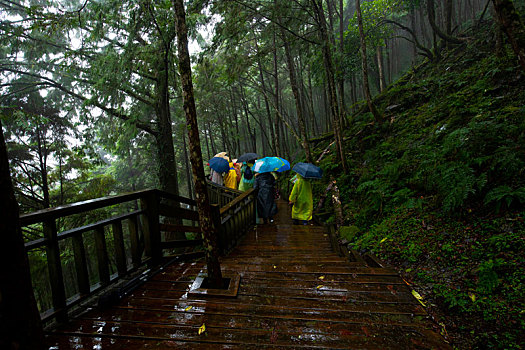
top-left (253, 157), bottom-right (290, 173)
top-left (292, 162), bottom-right (323, 179)
top-left (208, 157), bottom-right (230, 173)
top-left (237, 152), bottom-right (260, 163)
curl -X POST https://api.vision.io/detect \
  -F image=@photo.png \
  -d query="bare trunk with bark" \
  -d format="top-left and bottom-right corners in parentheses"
top-left (272, 30), bottom-right (282, 156)
top-left (173, 0), bottom-right (223, 287)
top-left (311, 0), bottom-right (348, 172)
top-left (156, 50), bottom-right (180, 196)
top-left (280, 27), bottom-right (313, 163)
top-left (376, 45), bottom-right (386, 92)
top-left (356, 0), bottom-right (382, 123)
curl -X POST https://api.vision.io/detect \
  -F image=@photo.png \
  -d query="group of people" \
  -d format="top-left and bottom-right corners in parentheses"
top-left (208, 153), bottom-right (314, 226)
top-left (208, 156), bottom-right (256, 192)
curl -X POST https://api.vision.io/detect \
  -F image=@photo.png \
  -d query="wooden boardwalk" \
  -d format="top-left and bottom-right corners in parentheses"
top-left (47, 201), bottom-right (450, 349)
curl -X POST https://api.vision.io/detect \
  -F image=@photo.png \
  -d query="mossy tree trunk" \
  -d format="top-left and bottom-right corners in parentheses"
top-left (280, 26), bottom-right (313, 164)
top-left (0, 121), bottom-right (45, 350)
top-left (272, 30), bottom-right (282, 156)
top-left (172, 0), bottom-right (223, 287)
top-left (355, 0), bottom-right (382, 123)
top-left (155, 47), bottom-right (180, 196)
top-left (492, 0), bottom-right (525, 72)
top-left (311, 0), bottom-right (348, 173)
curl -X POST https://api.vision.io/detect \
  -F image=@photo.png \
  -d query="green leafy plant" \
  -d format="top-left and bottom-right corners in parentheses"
top-left (484, 186), bottom-right (525, 212)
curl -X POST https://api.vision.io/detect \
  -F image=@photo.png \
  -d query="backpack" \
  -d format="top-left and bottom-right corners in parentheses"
top-left (244, 165), bottom-right (254, 180)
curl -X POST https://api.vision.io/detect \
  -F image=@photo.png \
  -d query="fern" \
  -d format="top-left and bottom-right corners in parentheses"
top-left (484, 186), bottom-right (525, 212)
top-left (435, 162), bottom-right (476, 212)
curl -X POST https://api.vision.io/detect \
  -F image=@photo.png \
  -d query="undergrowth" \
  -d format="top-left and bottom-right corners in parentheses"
top-left (313, 22), bottom-right (525, 349)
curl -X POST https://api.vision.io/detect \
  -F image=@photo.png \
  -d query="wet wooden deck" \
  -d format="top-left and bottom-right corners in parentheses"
top-left (47, 201), bottom-right (450, 349)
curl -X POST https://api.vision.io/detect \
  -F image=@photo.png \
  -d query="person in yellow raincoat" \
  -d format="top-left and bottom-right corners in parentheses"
top-left (288, 174), bottom-right (313, 225)
top-left (223, 162), bottom-right (238, 189)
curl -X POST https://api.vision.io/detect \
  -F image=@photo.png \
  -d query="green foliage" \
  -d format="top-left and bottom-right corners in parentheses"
top-left (321, 22), bottom-right (525, 349)
top-left (484, 186), bottom-right (525, 212)
top-left (339, 225), bottom-right (360, 241)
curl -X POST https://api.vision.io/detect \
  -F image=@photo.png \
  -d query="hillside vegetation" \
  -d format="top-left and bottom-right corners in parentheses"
top-left (314, 22), bottom-right (525, 348)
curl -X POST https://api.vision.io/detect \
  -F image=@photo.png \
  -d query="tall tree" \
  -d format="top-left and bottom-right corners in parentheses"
top-left (311, 0), bottom-right (348, 172)
top-left (0, 120), bottom-right (44, 349)
top-left (279, 24), bottom-right (313, 163)
top-left (492, 0), bottom-right (525, 72)
top-left (355, 0), bottom-right (382, 123)
top-left (0, 0), bottom-right (181, 195)
top-left (172, 0), bottom-right (223, 287)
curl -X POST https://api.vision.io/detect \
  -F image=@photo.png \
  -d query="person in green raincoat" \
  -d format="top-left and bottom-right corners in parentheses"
top-left (288, 174), bottom-right (313, 225)
top-left (238, 162), bottom-right (255, 191)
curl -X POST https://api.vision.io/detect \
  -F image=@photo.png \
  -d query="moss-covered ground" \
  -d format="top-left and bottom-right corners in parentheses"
top-left (306, 22), bottom-right (525, 349)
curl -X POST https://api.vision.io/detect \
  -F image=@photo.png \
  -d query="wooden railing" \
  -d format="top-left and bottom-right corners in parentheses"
top-left (207, 180), bottom-right (241, 207)
top-left (21, 185), bottom-right (256, 324)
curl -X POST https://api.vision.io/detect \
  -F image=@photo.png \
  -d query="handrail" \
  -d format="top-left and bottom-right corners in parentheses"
top-left (220, 188), bottom-right (255, 215)
top-left (21, 183), bottom-right (256, 325)
top-left (20, 189), bottom-right (196, 226)
top-left (20, 189), bottom-right (154, 226)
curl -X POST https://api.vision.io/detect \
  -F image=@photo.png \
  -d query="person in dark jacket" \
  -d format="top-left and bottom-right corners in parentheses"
top-left (253, 172), bottom-right (277, 224)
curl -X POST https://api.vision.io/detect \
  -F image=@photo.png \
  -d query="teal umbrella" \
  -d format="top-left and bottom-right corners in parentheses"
top-left (253, 157), bottom-right (290, 173)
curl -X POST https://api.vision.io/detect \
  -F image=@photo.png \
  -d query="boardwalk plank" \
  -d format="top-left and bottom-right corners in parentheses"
top-left (46, 200), bottom-right (450, 349)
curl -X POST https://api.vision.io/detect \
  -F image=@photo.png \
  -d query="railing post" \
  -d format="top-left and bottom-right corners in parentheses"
top-left (43, 219), bottom-right (67, 322)
top-left (210, 204), bottom-right (224, 255)
top-left (72, 233), bottom-right (90, 296)
top-left (94, 226), bottom-right (110, 285)
top-left (112, 221), bottom-right (127, 276)
top-left (250, 191), bottom-right (257, 225)
top-left (128, 215), bottom-right (142, 268)
top-left (140, 191), bottom-right (162, 266)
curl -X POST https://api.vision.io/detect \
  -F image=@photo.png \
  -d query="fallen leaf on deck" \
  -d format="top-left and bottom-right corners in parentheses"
top-left (184, 305), bottom-right (193, 311)
top-left (198, 323), bottom-right (206, 335)
top-left (411, 290), bottom-right (426, 307)
top-left (316, 285), bottom-right (324, 289)
top-left (318, 275), bottom-right (325, 280)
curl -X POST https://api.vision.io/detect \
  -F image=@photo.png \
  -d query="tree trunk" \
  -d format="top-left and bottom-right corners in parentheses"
top-left (492, 0), bottom-right (525, 72)
top-left (173, 0), bottom-right (223, 287)
top-left (239, 84), bottom-right (256, 152)
top-left (155, 50), bottom-right (179, 195)
top-left (182, 132), bottom-right (194, 199)
top-left (255, 38), bottom-right (276, 154)
top-left (35, 124), bottom-right (50, 209)
top-left (307, 70), bottom-right (320, 135)
top-left (272, 30), bottom-right (282, 156)
top-left (312, 0), bottom-right (348, 172)
top-left (445, 0), bottom-right (453, 37)
top-left (280, 26), bottom-right (313, 163)
top-left (207, 121), bottom-right (217, 156)
top-left (376, 45), bottom-right (386, 92)
top-left (410, 8), bottom-right (418, 64)
top-left (427, 0), bottom-right (466, 45)
top-left (338, 0), bottom-right (347, 129)
top-left (0, 121), bottom-right (45, 350)
top-left (355, 0), bottom-right (382, 123)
